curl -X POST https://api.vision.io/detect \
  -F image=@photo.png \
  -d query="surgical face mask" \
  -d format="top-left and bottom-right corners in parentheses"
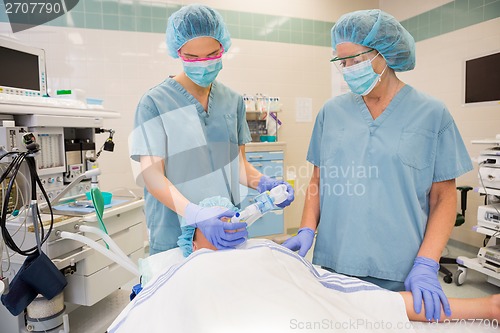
top-left (182, 58), bottom-right (223, 87)
top-left (341, 53), bottom-right (387, 96)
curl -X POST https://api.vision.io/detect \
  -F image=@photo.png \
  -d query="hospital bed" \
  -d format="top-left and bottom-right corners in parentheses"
top-left (108, 239), bottom-right (499, 333)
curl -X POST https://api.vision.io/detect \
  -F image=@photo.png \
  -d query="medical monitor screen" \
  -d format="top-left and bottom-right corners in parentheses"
top-left (0, 46), bottom-right (40, 91)
top-left (465, 52), bottom-right (500, 104)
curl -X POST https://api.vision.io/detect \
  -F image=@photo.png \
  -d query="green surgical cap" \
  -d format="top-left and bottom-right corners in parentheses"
top-left (331, 9), bottom-right (415, 72)
top-left (166, 4), bottom-right (232, 58)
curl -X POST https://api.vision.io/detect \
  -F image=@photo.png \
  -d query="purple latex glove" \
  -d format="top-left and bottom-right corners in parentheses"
top-left (281, 227), bottom-right (315, 257)
top-left (185, 203), bottom-right (247, 249)
top-left (256, 175), bottom-right (294, 208)
top-left (404, 256), bottom-right (452, 321)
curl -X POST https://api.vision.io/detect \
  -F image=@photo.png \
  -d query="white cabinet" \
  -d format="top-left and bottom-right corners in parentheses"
top-left (64, 198), bottom-right (145, 306)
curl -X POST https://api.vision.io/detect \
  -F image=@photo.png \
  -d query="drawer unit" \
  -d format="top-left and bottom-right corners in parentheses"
top-left (64, 248), bottom-right (144, 306)
top-left (246, 151), bottom-right (284, 161)
top-left (243, 149), bottom-right (285, 237)
top-left (247, 160), bottom-right (283, 178)
top-left (246, 151), bottom-right (284, 179)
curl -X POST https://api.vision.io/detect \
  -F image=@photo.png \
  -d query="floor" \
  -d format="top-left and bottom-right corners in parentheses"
top-left (66, 240), bottom-right (500, 333)
top-left (67, 289), bottom-right (130, 333)
top-left (439, 241), bottom-right (499, 298)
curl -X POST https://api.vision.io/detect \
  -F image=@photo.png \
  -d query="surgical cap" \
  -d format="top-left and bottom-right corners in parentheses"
top-left (166, 4), bottom-right (232, 58)
top-left (331, 9), bottom-right (415, 72)
top-left (177, 196), bottom-right (238, 257)
top-left (177, 225), bottom-right (196, 257)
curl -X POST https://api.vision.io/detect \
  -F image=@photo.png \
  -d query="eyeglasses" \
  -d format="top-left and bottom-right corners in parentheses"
top-left (330, 49), bottom-right (375, 63)
top-left (178, 45), bottom-right (224, 62)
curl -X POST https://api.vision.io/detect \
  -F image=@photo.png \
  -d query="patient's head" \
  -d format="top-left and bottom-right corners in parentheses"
top-left (178, 221), bottom-right (241, 257)
top-left (193, 228), bottom-right (217, 252)
top-left (177, 196), bottom-right (238, 257)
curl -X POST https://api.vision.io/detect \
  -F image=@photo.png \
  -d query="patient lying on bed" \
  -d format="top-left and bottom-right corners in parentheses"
top-left (109, 230), bottom-right (499, 333)
top-left (191, 227), bottom-right (500, 323)
top-left (108, 198), bottom-right (499, 333)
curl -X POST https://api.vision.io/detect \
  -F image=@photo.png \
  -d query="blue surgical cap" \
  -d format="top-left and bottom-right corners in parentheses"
top-left (166, 4), bottom-right (232, 58)
top-left (331, 9), bottom-right (415, 72)
top-left (177, 196), bottom-right (238, 257)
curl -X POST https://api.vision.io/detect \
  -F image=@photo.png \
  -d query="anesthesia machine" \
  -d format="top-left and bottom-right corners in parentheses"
top-left (0, 37), bottom-right (145, 332)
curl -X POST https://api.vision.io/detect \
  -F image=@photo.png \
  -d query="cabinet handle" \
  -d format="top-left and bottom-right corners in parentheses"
top-left (252, 163), bottom-right (263, 167)
top-left (248, 155), bottom-right (263, 160)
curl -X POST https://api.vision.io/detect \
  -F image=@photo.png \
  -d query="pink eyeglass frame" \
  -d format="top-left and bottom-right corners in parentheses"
top-left (178, 45), bottom-right (224, 62)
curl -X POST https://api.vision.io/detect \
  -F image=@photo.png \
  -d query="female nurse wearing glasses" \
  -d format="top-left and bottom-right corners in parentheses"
top-left (283, 9), bottom-right (472, 322)
top-left (129, 4), bottom-right (294, 256)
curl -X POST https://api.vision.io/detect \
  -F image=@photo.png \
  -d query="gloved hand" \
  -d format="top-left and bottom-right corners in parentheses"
top-left (281, 227), bottom-right (315, 257)
top-left (257, 175), bottom-right (294, 208)
top-left (185, 203), bottom-right (247, 250)
top-left (404, 256), bottom-right (452, 321)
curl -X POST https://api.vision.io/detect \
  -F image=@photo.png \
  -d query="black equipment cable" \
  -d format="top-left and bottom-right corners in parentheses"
top-left (0, 142), bottom-right (54, 256)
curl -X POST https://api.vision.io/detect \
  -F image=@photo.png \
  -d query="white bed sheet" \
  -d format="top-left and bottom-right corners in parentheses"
top-left (109, 240), bottom-right (498, 333)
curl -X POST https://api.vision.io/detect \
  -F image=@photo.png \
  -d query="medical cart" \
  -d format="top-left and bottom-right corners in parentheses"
top-left (455, 137), bottom-right (500, 287)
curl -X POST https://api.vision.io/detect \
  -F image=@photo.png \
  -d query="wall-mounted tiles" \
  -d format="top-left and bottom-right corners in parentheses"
top-left (401, 0), bottom-right (500, 42)
top-left (1, 1), bottom-right (498, 45)
top-left (0, 1), bottom-right (333, 47)
top-left (218, 9), bottom-right (331, 46)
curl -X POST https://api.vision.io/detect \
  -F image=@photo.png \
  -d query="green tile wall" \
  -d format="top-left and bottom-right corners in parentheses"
top-left (1, 1), bottom-right (499, 45)
top-left (401, 0), bottom-right (500, 42)
top-left (0, 0), bottom-right (332, 46)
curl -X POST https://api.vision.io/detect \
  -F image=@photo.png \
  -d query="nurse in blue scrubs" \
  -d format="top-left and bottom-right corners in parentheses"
top-left (129, 5), bottom-right (294, 256)
top-left (283, 9), bottom-right (472, 321)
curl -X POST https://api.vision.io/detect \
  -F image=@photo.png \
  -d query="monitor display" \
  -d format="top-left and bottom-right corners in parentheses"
top-left (465, 51), bottom-right (500, 105)
top-left (0, 37), bottom-right (46, 96)
top-left (0, 46), bottom-right (40, 91)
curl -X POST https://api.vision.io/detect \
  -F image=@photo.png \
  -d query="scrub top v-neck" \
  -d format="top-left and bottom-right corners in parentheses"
top-left (307, 85), bottom-right (472, 282)
top-left (130, 78), bottom-right (251, 253)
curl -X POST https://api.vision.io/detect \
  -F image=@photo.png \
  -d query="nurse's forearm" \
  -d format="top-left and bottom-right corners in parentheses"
top-left (238, 145), bottom-right (263, 189)
top-left (417, 179), bottom-right (457, 262)
top-left (146, 177), bottom-right (190, 216)
top-left (300, 166), bottom-right (320, 231)
top-left (400, 292), bottom-right (500, 321)
top-left (140, 156), bottom-right (190, 216)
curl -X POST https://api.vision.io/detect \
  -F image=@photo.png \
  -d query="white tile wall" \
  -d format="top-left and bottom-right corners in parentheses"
top-left (0, 0), bottom-right (385, 234)
top-left (0, 14), bottom-right (335, 230)
top-left (170, 0), bottom-right (378, 21)
top-left (4, 1), bottom-right (496, 246)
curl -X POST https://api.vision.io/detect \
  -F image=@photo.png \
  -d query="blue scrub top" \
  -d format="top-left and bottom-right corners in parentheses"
top-left (129, 78), bottom-right (251, 253)
top-left (307, 85), bottom-right (473, 282)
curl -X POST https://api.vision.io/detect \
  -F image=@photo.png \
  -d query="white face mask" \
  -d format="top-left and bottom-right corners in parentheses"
top-left (342, 53), bottom-right (387, 96)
